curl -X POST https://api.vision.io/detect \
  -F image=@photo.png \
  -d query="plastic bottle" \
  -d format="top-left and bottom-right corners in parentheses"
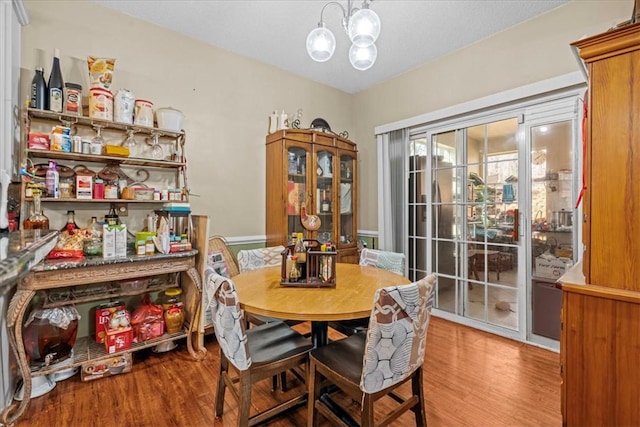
top-left (45, 160), bottom-right (60, 199)
top-left (30, 67), bottom-right (47, 110)
top-left (48, 48), bottom-right (64, 113)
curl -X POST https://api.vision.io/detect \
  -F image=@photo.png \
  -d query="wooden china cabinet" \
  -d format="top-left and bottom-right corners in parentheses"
top-left (265, 129), bottom-right (358, 263)
top-left (559, 22), bottom-right (640, 426)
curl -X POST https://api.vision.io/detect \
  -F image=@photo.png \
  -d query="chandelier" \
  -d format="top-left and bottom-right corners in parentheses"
top-left (306, 0), bottom-right (381, 71)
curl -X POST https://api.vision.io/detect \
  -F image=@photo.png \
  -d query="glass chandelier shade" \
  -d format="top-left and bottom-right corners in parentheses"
top-left (306, 24), bottom-right (336, 62)
top-left (349, 43), bottom-right (377, 71)
top-left (347, 7), bottom-right (380, 47)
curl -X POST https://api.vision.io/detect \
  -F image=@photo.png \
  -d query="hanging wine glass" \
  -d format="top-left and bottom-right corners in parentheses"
top-left (122, 130), bottom-right (138, 157)
top-left (148, 133), bottom-right (164, 160)
top-left (90, 125), bottom-right (104, 155)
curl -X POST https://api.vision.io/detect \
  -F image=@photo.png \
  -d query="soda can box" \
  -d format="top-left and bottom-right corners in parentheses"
top-left (94, 301), bottom-right (125, 343)
top-left (81, 353), bottom-right (132, 382)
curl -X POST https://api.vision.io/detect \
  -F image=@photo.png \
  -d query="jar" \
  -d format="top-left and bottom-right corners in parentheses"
top-left (93, 178), bottom-right (105, 199)
top-left (161, 288), bottom-right (184, 334)
top-left (59, 175), bottom-right (75, 199)
top-left (104, 183), bottom-right (118, 199)
top-left (88, 87), bottom-right (113, 120)
top-left (134, 99), bottom-right (154, 127)
top-left (145, 236), bottom-right (155, 256)
top-left (136, 240), bottom-right (146, 256)
top-left (63, 82), bottom-right (82, 116)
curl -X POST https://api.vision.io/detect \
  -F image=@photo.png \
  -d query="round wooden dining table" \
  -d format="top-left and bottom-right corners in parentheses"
top-left (232, 263), bottom-right (411, 347)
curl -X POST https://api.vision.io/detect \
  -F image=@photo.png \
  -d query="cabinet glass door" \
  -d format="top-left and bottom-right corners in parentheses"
top-left (314, 148), bottom-right (335, 243)
top-left (287, 145), bottom-right (309, 239)
top-left (338, 152), bottom-right (356, 248)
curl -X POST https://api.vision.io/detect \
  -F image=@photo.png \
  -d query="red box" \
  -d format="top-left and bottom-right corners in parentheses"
top-left (105, 327), bottom-right (133, 354)
top-left (27, 132), bottom-right (50, 150)
top-left (95, 302), bottom-right (126, 343)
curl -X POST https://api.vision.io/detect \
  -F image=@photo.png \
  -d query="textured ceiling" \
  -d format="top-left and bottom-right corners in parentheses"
top-left (91, 0), bottom-right (569, 94)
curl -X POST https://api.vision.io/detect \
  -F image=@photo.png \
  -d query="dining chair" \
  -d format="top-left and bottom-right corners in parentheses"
top-left (204, 268), bottom-right (313, 427)
top-left (329, 248), bottom-right (407, 337)
top-left (308, 274), bottom-right (436, 427)
top-left (207, 235), bottom-right (240, 278)
top-left (236, 245), bottom-right (307, 391)
top-left (237, 246), bottom-right (285, 273)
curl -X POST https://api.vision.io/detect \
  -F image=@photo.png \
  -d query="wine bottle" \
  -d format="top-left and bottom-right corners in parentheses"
top-left (321, 190), bottom-right (331, 213)
top-left (30, 67), bottom-right (47, 110)
top-left (48, 48), bottom-right (64, 112)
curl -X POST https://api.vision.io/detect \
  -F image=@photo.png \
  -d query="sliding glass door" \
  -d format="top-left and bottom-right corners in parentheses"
top-left (412, 117), bottom-right (524, 334)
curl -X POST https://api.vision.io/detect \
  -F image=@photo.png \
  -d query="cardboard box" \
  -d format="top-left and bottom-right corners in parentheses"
top-left (105, 326), bottom-right (133, 354)
top-left (94, 302), bottom-right (126, 343)
top-left (535, 256), bottom-right (571, 280)
top-left (76, 173), bottom-right (93, 199)
top-left (103, 224), bottom-right (127, 259)
top-left (81, 353), bottom-right (132, 382)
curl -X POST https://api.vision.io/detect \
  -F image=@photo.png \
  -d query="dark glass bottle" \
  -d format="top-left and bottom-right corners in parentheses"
top-left (61, 210), bottom-right (79, 234)
top-left (47, 48), bottom-right (64, 113)
top-left (30, 67), bottom-right (47, 110)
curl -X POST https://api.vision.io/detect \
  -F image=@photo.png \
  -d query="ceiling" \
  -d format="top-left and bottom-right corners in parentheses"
top-left (91, 0), bottom-right (569, 94)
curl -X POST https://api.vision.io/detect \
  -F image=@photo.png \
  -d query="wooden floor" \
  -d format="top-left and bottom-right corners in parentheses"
top-left (13, 318), bottom-right (561, 426)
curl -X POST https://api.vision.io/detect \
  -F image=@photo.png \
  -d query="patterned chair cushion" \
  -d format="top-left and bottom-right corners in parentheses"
top-left (360, 274), bottom-right (436, 394)
top-left (237, 246), bottom-right (285, 273)
top-left (359, 248), bottom-right (406, 276)
top-left (204, 267), bottom-right (251, 371)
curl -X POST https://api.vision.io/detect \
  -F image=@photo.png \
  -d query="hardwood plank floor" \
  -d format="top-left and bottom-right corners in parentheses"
top-left (13, 318), bottom-right (561, 426)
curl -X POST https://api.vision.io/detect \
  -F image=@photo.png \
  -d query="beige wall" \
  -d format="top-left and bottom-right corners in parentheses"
top-left (20, 0), bottom-right (353, 237)
top-left (20, 0), bottom-right (633, 237)
top-left (352, 0), bottom-right (632, 230)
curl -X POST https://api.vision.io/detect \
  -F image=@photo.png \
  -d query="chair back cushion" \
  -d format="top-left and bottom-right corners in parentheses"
top-left (237, 246), bottom-right (285, 273)
top-left (204, 267), bottom-right (251, 370)
top-left (360, 274), bottom-right (436, 394)
top-left (359, 248), bottom-right (406, 275)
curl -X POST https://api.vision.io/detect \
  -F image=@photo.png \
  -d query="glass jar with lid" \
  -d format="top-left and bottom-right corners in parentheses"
top-left (161, 288), bottom-right (184, 334)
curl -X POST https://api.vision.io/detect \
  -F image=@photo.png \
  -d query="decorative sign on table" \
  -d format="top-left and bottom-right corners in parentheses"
top-left (280, 240), bottom-right (336, 288)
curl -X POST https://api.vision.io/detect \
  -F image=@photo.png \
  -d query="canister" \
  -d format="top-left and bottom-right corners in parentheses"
top-left (114, 89), bottom-right (135, 124)
top-left (89, 88), bottom-right (113, 121)
top-left (134, 99), bottom-right (153, 127)
top-left (63, 83), bottom-right (82, 116)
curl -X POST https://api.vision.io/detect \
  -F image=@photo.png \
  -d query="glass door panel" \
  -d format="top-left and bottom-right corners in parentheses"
top-left (338, 152), bottom-right (356, 247)
top-left (287, 145), bottom-right (309, 240)
top-left (530, 120), bottom-right (574, 340)
top-left (315, 148), bottom-right (335, 243)
top-left (423, 117), bottom-right (523, 332)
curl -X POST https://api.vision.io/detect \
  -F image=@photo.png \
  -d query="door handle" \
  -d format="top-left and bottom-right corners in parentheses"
top-left (512, 208), bottom-right (519, 242)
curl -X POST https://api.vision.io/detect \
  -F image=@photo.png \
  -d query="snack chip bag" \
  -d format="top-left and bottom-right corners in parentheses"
top-left (87, 56), bottom-right (116, 90)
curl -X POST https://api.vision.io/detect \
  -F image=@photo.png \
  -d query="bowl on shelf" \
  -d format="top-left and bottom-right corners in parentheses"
top-left (116, 277), bottom-right (149, 292)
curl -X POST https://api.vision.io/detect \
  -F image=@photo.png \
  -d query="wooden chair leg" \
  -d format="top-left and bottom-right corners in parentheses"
top-left (361, 394), bottom-right (375, 427)
top-left (279, 372), bottom-right (288, 392)
top-left (215, 355), bottom-right (228, 417)
top-left (238, 370), bottom-right (251, 427)
top-left (307, 359), bottom-right (321, 427)
top-left (412, 369), bottom-right (427, 427)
